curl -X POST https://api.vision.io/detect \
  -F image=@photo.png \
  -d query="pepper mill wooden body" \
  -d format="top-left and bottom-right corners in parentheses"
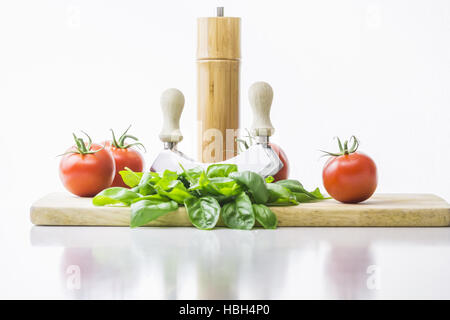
top-left (197, 8), bottom-right (241, 162)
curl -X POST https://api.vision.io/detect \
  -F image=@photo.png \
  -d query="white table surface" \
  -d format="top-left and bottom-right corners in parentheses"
top-left (2, 206), bottom-right (450, 300)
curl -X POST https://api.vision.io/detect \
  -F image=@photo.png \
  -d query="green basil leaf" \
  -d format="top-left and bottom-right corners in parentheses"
top-left (93, 187), bottom-right (141, 206)
top-left (131, 193), bottom-right (170, 204)
top-left (178, 165), bottom-right (203, 186)
top-left (147, 171), bottom-right (162, 184)
top-left (184, 196), bottom-right (220, 230)
top-left (206, 164), bottom-right (238, 178)
top-left (266, 183), bottom-right (298, 206)
top-left (209, 177), bottom-right (242, 197)
top-left (119, 170), bottom-right (144, 188)
top-left (229, 171), bottom-right (269, 204)
top-left (164, 187), bottom-right (193, 204)
top-left (162, 169), bottom-right (178, 181)
top-left (188, 173), bottom-right (241, 198)
top-left (188, 171), bottom-right (207, 190)
top-left (130, 200), bottom-right (178, 228)
top-left (221, 192), bottom-right (255, 230)
top-left (292, 190), bottom-right (329, 203)
top-left (293, 192), bottom-right (315, 203)
top-left (135, 172), bottom-right (158, 196)
top-left (265, 176), bottom-right (274, 183)
top-left (276, 180), bottom-right (327, 201)
top-left (177, 174), bottom-right (191, 189)
top-left (188, 172), bottom-right (213, 198)
top-left (253, 204), bottom-right (277, 229)
top-left (155, 180), bottom-right (193, 204)
top-left (310, 187), bottom-right (326, 199)
top-left (155, 169), bottom-right (179, 191)
top-left (275, 179), bottom-right (313, 197)
top-left (210, 194), bottom-right (234, 204)
top-left (275, 179), bottom-right (306, 193)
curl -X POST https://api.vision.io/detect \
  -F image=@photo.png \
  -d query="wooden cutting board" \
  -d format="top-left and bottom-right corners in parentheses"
top-left (30, 192), bottom-right (450, 227)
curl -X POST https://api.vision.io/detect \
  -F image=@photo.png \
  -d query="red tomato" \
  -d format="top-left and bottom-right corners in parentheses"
top-left (59, 143), bottom-right (115, 197)
top-left (269, 143), bottom-right (290, 181)
top-left (104, 125), bottom-right (145, 187)
top-left (104, 141), bottom-right (144, 188)
top-left (322, 137), bottom-right (377, 203)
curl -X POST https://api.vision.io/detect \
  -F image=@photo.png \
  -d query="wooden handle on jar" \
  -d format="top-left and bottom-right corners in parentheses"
top-left (249, 81), bottom-right (275, 137)
top-left (159, 88), bottom-right (184, 143)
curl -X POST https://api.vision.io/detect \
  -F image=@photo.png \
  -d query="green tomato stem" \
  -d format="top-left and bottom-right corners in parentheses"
top-left (110, 125), bottom-right (145, 151)
top-left (61, 131), bottom-right (104, 156)
top-left (321, 135), bottom-right (360, 157)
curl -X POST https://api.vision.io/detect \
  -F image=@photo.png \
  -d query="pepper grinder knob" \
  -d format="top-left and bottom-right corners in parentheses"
top-left (159, 88), bottom-right (184, 145)
top-left (249, 81), bottom-right (275, 139)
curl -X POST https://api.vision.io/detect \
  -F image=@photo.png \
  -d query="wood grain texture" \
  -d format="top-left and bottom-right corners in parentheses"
top-left (30, 193), bottom-right (450, 227)
top-left (197, 17), bottom-right (241, 60)
top-left (197, 60), bottom-right (240, 162)
top-left (159, 88), bottom-right (184, 143)
top-left (197, 16), bottom-right (240, 163)
top-left (249, 82), bottom-right (275, 137)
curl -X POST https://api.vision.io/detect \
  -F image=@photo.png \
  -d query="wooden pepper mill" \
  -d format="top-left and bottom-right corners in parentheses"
top-left (197, 7), bottom-right (241, 162)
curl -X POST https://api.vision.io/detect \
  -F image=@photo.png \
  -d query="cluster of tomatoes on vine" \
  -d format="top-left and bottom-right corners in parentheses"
top-left (59, 126), bottom-right (145, 197)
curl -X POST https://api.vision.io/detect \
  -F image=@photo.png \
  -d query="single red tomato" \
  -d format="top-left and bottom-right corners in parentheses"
top-left (104, 125), bottom-right (145, 187)
top-left (59, 133), bottom-right (115, 197)
top-left (269, 143), bottom-right (290, 181)
top-left (322, 136), bottom-right (377, 203)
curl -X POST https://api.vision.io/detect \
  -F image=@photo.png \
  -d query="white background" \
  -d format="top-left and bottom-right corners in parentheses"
top-left (0, 0), bottom-right (449, 217)
top-left (0, 0), bottom-right (449, 300)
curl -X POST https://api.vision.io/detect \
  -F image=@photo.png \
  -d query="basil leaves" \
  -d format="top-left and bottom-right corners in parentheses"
top-left (93, 165), bottom-right (326, 230)
top-left (275, 179), bottom-right (328, 203)
top-left (222, 193), bottom-right (255, 230)
top-left (253, 204), bottom-right (277, 229)
top-left (184, 196), bottom-right (221, 230)
top-left (130, 200), bottom-right (178, 228)
top-left (92, 187), bottom-right (141, 206)
top-left (229, 171), bottom-right (269, 204)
